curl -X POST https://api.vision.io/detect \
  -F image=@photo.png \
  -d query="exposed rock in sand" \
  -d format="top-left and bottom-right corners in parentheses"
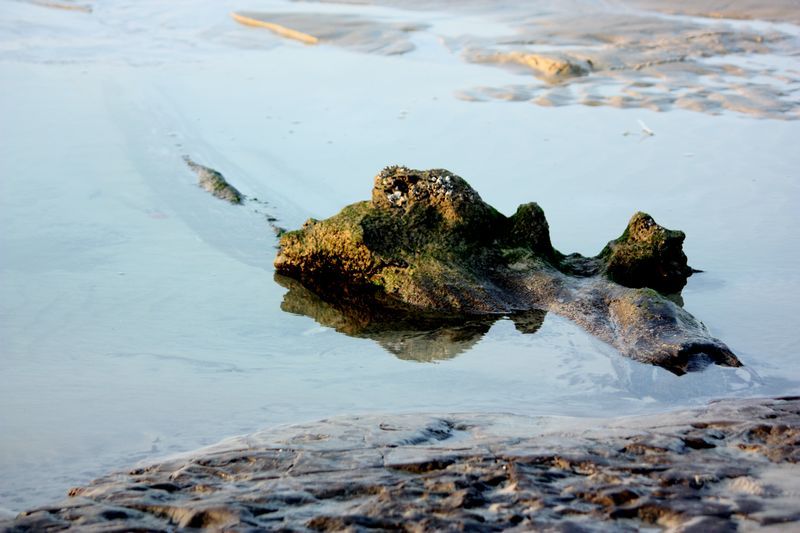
top-left (184, 156), bottom-right (243, 205)
top-left (273, 166), bottom-right (740, 374)
top-left (4, 397), bottom-right (798, 531)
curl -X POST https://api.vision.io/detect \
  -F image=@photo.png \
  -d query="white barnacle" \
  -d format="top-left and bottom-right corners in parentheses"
top-left (387, 190), bottom-right (405, 206)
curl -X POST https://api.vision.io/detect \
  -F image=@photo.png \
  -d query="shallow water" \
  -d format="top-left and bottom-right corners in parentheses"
top-left (1, 0), bottom-right (799, 513)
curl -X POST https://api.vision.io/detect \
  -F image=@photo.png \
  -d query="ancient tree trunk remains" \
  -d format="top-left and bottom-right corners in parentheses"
top-left (274, 166), bottom-right (740, 374)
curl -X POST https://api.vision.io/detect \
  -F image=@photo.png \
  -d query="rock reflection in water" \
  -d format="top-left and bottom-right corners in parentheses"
top-left (276, 274), bottom-right (547, 362)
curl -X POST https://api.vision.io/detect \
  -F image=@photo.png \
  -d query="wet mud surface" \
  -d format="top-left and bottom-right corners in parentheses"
top-left (628, 0), bottom-right (800, 25)
top-left (454, 4), bottom-right (800, 119)
top-left (228, 0), bottom-right (800, 119)
top-left (4, 397), bottom-right (798, 531)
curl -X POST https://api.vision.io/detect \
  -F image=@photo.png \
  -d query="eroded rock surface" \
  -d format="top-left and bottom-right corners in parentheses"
top-left (274, 166), bottom-right (740, 374)
top-left (184, 156), bottom-right (243, 205)
top-left (4, 397), bottom-right (799, 532)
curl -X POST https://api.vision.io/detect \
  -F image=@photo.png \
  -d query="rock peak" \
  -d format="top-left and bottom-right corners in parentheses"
top-left (371, 167), bottom-right (490, 226)
top-left (601, 212), bottom-right (692, 293)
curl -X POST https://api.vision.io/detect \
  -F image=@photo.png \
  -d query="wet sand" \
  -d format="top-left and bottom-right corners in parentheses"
top-left (629, 0), bottom-right (800, 25)
top-left (4, 397), bottom-right (798, 530)
top-left (229, 0), bottom-right (800, 117)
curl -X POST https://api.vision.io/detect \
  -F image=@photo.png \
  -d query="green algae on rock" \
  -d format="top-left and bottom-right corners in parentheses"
top-left (275, 166), bottom-right (740, 374)
top-left (600, 211), bottom-right (693, 293)
top-left (184, 156), bottom-right (243, 205)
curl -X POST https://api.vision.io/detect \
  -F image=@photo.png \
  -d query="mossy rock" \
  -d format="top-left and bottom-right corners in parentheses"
top-left (275, 166), bottom-right (739, 374)
top-left (600, 212), bottom-right (692, 293)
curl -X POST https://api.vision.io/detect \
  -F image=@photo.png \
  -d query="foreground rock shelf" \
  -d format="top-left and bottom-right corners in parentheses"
top-left (275, 166), bottom-right (740, 374)
top-left (4, 397), bottom-right (798, 531)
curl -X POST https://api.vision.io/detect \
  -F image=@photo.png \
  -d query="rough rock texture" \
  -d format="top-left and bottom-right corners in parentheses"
top-left (600, 212), bottom-right (693, 294)
top-left (184, 156), bottom-right (243, 205)
top-left (274, 166), bottom-right (740, 374)
top-left (4, 397), bottom-right (799, 532)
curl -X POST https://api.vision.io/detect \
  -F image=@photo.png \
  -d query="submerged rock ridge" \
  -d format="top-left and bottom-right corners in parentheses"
top-left (4, 397), bottom-right (799, 531)
top-left (184, 156), bottom-right (243, 205)
top-left (274, 166), bottom-right (740, 374)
